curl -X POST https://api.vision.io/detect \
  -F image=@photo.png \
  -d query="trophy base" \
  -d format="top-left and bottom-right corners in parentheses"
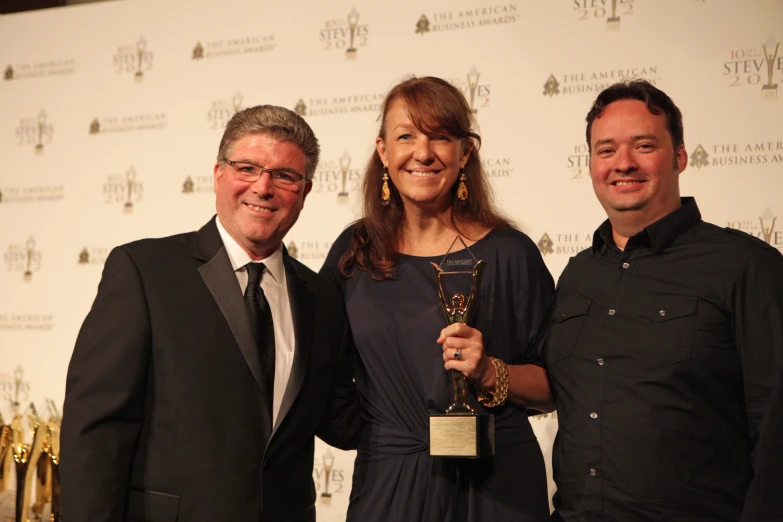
top-left (337, 192), bottom-right (349, 204)
top-left (428, 413), bottom-right (494, 458)
top-left (606, 18), bottom-right (620, 31)
top-left (35, 145), bottom-right (43, 154)
top-left (134, 72), bottom-right (144, 82)
top-left (762, 85), bottom-right (777, 100)
top-left (345, 49), bottom-right (357, 60)
top-left (124, 203), bottom-right (133, 214)
top-left (319, 493), bottom-right (332, 507)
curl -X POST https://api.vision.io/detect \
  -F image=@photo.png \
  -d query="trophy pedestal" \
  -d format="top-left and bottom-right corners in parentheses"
top-left (345, 49), bottom-right (357, 60)
top-left (606, 18), bottom-right (620, 31)
top-left (762, 85), bottom-right (777, 100)
top-left (337, 192), bottom-right (349, 204)
top-left (428, 413), bottom-right (494, 458)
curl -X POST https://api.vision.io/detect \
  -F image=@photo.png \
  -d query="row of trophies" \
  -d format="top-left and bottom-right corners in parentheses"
top-left (0, 368), bottom-right (61, 522)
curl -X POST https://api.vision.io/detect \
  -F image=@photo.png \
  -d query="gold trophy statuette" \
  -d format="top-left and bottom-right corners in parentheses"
top-left (606, 0), bottom-right (620, 31)
top-left (762, 35), bottom-right (779, 100)
top-left (466, 66), bottom-right (480, 114)
top-left (319, 450), bottom-right (334, 506)
top-left (7, 403), bottom-right (62, 522)
top-left (345, 8), bottom-right (360, 59)
top-left (135, 37), bottom-right (146, 82)
top-left (337, 150), bottom-right (351, 203)
top-left (23, 237), bottom-right (35, 282)
top-left (124, 167), bottom-right (136, 214)
top-left (428, 237), bottom-right (494, 458)
top-left (35, 111), bottom-right (47, 154)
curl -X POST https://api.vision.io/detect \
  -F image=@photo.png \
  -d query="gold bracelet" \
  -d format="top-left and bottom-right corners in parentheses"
top-left (477, 357), bottom-right (509, 408)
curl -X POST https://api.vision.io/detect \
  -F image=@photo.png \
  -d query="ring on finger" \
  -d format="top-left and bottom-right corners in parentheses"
top-left (454, 348), bottom-right (462, 360)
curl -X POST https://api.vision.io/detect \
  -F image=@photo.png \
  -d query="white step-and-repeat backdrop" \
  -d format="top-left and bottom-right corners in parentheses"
top-left (1, 0), bottom-right (781, 518)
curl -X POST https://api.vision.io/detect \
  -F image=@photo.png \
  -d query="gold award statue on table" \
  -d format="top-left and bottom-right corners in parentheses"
top-left (429, 237), bottom-right (495, 458)
top-left (0, 367), bottom-right (62, 522)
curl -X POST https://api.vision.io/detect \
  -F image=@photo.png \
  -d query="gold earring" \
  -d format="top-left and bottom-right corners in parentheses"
top-left (457, 170), bottom-right (468, 206)
top-left (381, 168), bottom-right (391, 206)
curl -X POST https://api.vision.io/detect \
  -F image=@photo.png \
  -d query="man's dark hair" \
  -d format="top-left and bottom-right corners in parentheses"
top-left (585, 80), bottom-right (684, 152)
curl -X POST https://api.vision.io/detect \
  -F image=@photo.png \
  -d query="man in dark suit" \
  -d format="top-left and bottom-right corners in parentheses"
top-left (60, 105), bottom-right (360, 522)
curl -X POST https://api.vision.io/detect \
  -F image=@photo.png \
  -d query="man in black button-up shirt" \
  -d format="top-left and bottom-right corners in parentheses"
top-left (546, 80), bottom-right (783, 522)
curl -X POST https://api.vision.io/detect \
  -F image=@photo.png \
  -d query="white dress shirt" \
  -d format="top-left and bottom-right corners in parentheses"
top-left (216, 217), bottom-right (296, 425)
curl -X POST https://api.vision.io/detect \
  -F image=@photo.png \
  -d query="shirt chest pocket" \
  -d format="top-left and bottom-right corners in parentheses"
top-left (546, 294), bottom-right (592, 365)
top-left (627, 297), bottom-right (698, 367)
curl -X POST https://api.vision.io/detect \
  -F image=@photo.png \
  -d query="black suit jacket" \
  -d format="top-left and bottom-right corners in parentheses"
top-left (60, 217), bottom-right (360, 522)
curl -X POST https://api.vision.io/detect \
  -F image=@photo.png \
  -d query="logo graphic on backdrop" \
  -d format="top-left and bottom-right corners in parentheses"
top-left (724, 34), bottom-right (782, 99)
top-left (0, 366), bottom-right (30, 405)
top-left (0, 314), bottom-right (53, 331)
top-left (286, 240), bottom-right (333, 263)
top-left (536, 231), bottom-right (592, 256)
top-left (5, 236), bottom-right (41, 281)
top-left (312, 151), bottom-right (362, 201)
top-left (448, 66), bottom-right (491, 113)
top-left (481, 156), bottom-right (515, 178)
top-left (292, 90), bottom-right (384, 117)
top-left (89, 113), bottom-right (167, 134)
top-left (688, 140), bottom-right (783, 169)
top-left (727, 207), bottom-right (782, 251)
top-left (191, 34), bottom-right (276, 60)
top-left (78, 246), bottom-right (110, 266)
top-left (3, 58), bottom-right (75, 81)
top-left (567, 142), bottom-right (591, 179)
top-left (114, 37), bottom-right (153, 82)
top-left (182, 175), bottom-right (213, 195)
top-left (0, 184), bottom-right (64, 204)
top-left (321, 7), bottom-right (368, 59)
top-left (208, 91), bottom-right (243, 130)
top-left (572, 0), bottom-right (636, 31)
top-left (16, 110), bottom-right (53, 153)
top-left (104, 166), bottom-right (144, 213)
top-left (413, 4), bottom-right (519, 34)
top-left (312, 449), bottom-right (346, 506)
top-left (543, 65), bottom-right (660, 97)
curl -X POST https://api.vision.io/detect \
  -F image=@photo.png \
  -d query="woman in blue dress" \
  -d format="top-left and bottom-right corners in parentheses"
top-left (321, 76), bottom-right (555, 522)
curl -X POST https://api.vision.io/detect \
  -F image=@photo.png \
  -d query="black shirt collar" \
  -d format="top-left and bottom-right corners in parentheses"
top-left (592, 197), bottom-right (702, 254)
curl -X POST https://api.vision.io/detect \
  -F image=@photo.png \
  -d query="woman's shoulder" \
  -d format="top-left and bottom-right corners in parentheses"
top-left (323, 220), bottom-right (366, 269)
top-left (332, 220), bottom-right (368, 251)
top-left (478, 226), bottom-right (539, 256)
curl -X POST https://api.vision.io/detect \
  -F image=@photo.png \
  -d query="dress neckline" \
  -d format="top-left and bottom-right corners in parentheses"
top-left (397, 228), bottom-right (497, 260)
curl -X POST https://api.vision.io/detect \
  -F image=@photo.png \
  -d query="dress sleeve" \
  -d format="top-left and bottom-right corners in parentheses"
top-left (510, 233), bottom-right (556, 366)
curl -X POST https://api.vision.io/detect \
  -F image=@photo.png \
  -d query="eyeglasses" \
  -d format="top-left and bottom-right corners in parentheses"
top-left (223, 159), bottom-right (309, 191)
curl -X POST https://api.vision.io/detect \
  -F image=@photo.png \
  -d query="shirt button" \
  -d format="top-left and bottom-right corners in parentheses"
top-left (608, 309), bottom-right (616, 316)
top-left (622, 262), bottom-right (630, 269)
top-left (597, 358), bottom-right (605, 366)
top-left (589, 468), bottom-right (597, 476)
top-left (659, 309), bottom-right (666, 317)
top-left (590, 412), bottom-right (598, 419)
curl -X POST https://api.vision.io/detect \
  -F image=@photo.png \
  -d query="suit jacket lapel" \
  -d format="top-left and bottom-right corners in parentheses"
top-left (194, 218), bottom-right (274, 433)
top-left (272, 252), bottom-right (315, 436)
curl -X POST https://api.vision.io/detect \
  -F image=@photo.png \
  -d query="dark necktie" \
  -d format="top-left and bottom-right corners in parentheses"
top-left (244, 262), bottom-right (275, 417)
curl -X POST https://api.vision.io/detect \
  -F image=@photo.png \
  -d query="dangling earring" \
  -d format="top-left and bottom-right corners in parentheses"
top-left (457, 169), bottom-right (468, 206)
top-left (381, 168), bottom-right (391, 206)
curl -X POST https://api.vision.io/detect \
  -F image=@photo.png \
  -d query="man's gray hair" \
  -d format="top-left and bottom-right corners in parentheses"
top-left (217, 105), bottom-right (320, 179)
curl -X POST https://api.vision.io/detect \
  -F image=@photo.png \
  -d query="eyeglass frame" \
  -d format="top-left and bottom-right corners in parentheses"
top-left (221, 158), bottom-right (310, 188)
